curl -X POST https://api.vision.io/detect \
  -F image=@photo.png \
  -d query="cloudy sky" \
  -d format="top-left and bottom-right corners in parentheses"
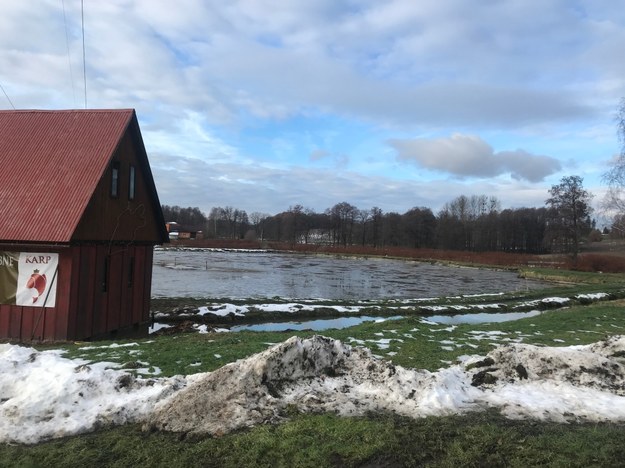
top-left (1, 1), bottom-right (624, 217)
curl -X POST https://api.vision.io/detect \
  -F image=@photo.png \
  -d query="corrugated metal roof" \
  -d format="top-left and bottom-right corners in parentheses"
top-left (0, 109), bottom-right (134, 243)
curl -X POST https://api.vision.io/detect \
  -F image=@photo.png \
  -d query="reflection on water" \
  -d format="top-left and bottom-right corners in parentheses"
top-left (424, 310), bottom-right (542, 325)
top-left (229, 310), bottom-right (542, 332)
top-left (231, 315), bottom-right (403, 332)
top-left (152, 249), bottom-right (548, 300)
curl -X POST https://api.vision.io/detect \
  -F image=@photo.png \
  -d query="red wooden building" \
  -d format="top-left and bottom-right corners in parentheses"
top-left (0, 109), bottom-right (168, 342)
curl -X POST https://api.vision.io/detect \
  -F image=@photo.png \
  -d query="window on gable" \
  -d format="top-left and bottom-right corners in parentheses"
top-left (111, 161), bottom-right (120, 197)
top-left (129, 165), bottom-right (136, 200)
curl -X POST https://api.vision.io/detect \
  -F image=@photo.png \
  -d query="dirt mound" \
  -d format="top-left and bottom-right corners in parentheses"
top-left (145, 335), bottom-right (625, 438)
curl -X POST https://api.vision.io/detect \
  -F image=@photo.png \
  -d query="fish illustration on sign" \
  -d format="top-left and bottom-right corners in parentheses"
top-left (25, 269), bottom-right (47, 303)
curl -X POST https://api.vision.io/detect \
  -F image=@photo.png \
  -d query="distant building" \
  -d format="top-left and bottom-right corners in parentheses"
top-left (166, 222), bottom-right (203, 240)
top-left (298, 229), bottom-right (333, 245)
top-left (0, 109), bottom-right (168, 342)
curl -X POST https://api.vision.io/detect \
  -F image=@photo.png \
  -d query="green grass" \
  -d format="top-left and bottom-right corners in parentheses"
top-left (519, 267), bottom-right (625, 285)
top-left (56, 300), bottom-right (625, 376)
top-left (3, 411), bottom-right (625, 467)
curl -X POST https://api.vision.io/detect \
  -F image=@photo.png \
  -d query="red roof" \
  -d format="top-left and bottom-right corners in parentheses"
top-left (0, 109), bottom-right (147, 243)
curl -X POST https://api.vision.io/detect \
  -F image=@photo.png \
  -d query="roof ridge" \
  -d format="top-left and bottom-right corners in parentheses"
top-left (0, 108), bottom-right (135, 114)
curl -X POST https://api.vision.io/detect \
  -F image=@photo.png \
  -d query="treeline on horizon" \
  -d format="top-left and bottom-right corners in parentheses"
top-left (162, 192), bottom-right (601, 255)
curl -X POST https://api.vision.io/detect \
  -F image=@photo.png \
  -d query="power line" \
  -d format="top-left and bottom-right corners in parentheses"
top-left (81, 0), bottom-right (87, 108)
top-left (0, 82), bottom-right (15, 109)
top-left (61, 0), bottom-right (77, 107)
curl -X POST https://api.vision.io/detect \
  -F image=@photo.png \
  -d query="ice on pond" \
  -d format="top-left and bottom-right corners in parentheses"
top-left (152, 250), bottom-right (549, 300)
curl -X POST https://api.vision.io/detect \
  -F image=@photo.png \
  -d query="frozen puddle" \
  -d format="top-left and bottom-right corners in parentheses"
top-left (424, 310), bottom-right (542, 325)
top-left (171, 310), bottom-right (542, 334)
top-left (231, 315), bottom-right (403, 332)
top-left (3, 335), bottom-right (625, 444)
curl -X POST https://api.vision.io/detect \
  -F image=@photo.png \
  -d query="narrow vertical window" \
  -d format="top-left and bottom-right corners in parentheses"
top-left (129, 165), bottom-right (136, 200)
top-left (111, 161), bottom-right (120, 197)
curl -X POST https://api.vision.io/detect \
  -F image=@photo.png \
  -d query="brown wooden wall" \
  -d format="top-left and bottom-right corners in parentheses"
top-left (0, 244), bottom-right (154, 342)
top-left (71, 130), bottom-right (164, 244)
top-left (67, 244), bottom-right (153, 341)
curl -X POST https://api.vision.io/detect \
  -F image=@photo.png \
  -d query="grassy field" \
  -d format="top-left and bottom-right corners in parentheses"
top-left (3, 268), bottom-right (625, 467)
top-left (3, 410), bottom-right (625, 467)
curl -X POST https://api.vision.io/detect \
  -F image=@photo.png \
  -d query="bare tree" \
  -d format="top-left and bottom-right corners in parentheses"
top-left (207, 206), bottom-right (246, 238)
top-left (249, 212), bottom-right (270, 240)
top-left (221, 206), bottom-right (235, 238)
top-left (602, 98), bottom-right (625, 233)
top-left (356, 209), bottom-right (371, 246)
top-left (402, 207), bottom-right (437, 248)
top-left (282, 205), bottom-right (303, 244)
top-left (326, 202), bottom-right (358, 246)
top-left (234, 209), bottom-right (249, 239)
top-left (546, 175), bottom-right (593, 259)
top-left (161, 205), bottom-right (207, 228)
top-left (208, 207), bottom-right (225, 237)
top-left (370, 207), bottom-right (383, 248)
top-left (381, 212), bottom-right (402, 247)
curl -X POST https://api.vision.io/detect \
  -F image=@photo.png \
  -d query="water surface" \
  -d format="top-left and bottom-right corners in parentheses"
top-left (152, 249), bottom-right (547, 300)
top-left (228, 310), bottom-right (543, 332)
top-left (231, 315), bottom-right (403, 332)
top-left (423, 310), bottom-right (542, 325)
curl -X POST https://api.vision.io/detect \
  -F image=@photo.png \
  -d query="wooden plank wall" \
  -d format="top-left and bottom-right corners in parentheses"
top-left (132, 246), bottom-right (147, 324)
top-left (69, 244), bottom-right (153, 340)
top-left (107, 248), bottom-right (123, 331)
top-left (0, 244), bottom-right (155, 342)
top-left (53, 251), bottom-right (72, 338)
top-left (142, 246), bottom-right (153, 323)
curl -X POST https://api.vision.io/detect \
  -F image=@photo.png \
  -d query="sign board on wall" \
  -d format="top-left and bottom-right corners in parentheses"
top-left (0, 252), bottom-right (58, 307)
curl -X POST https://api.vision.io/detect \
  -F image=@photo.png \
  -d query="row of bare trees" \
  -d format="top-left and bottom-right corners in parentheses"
top-left (164, 177), bottom-right (596, 255)
top-left (257, 190), bottom-right (594, 255)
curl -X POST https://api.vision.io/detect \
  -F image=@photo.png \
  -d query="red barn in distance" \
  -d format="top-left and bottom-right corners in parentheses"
top-left (0, 109), bottom-right (168, 342)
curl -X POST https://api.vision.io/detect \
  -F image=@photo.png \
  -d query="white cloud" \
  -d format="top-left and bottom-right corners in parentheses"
top-left (389, 134), bottom-right (562, 182)
top-left (2, 1), bottom-right (602, 125)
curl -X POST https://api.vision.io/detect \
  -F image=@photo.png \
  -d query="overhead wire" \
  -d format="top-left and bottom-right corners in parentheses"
top-left (0, 82), bottom-right (15, 109)
top-left (61, 0), bottom-right (77, 107)
top-left (4, 2), bottom-right (86, 110)
top-left (81, 0), bottom-right (87, 108)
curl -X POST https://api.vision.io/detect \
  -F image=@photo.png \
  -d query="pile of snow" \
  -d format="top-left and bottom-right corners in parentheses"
top-left (146, 335), bottom-right (625, 436)
top-left (3, 335), bottom-right (625, 444)
top-left (470, 336), bottom-right (625, 394)
top-left (0, 344), bottom-right (186, 444)
top-left (146, 335), bottom-right (432, 436)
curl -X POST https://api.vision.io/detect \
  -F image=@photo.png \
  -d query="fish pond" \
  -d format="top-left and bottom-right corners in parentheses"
top-left (152, 248), bottom-right (547, 301)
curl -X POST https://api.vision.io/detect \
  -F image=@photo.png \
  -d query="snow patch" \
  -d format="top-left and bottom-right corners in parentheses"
top-left (0, 344), bottom-right (185, 445)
